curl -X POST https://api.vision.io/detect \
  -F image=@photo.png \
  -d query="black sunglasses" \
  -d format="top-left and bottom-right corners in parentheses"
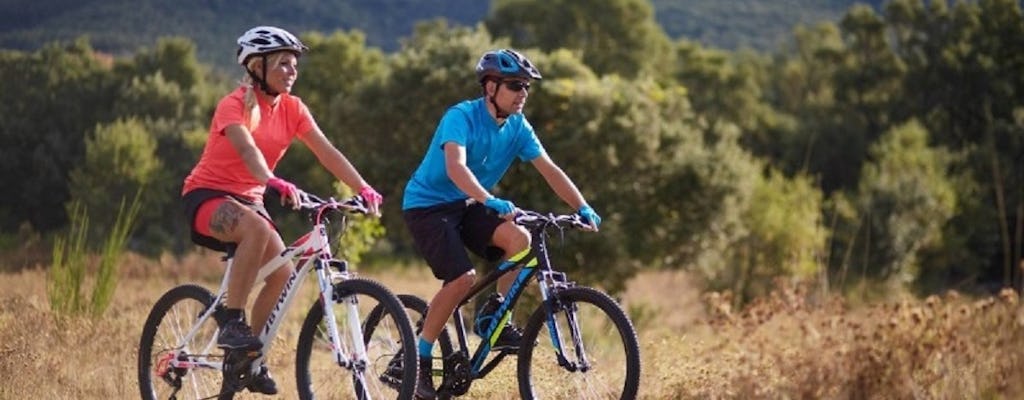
top-left (501, 80), bottom-right (531, 92)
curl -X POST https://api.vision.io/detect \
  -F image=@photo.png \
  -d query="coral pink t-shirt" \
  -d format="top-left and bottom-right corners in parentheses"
top-left (182, 86), bottom-right (317, 203)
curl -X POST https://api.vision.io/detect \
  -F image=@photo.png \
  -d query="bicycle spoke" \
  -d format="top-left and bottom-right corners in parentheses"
top-left (139, 285), bottom-right (224, 400)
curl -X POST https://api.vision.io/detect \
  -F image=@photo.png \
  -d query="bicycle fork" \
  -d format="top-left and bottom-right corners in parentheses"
top-left (540, 272), bottom-right (593, 373)
top-left (322, 281), bottom-right (370, 372)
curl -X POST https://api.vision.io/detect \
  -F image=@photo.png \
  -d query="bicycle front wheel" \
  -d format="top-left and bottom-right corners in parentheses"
top-left (518, 286), bottom-right (641, 400)
top-left (138, 284), bottom-right (224, 400)
top-left (295, 278), bottom-right (417, 400)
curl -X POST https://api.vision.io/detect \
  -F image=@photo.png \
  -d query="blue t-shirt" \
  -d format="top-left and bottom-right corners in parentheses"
top-left (403, 98), bottom-right (545, 210)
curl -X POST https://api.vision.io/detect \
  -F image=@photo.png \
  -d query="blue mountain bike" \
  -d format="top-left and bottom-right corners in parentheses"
top-left (365, 209), bottom-right (642, 399)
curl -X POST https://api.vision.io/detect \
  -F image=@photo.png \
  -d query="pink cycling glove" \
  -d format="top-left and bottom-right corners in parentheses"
top-left (359, 186), bottom-right (383, 215)
top-left (267, 177), bottom-right (300, 208)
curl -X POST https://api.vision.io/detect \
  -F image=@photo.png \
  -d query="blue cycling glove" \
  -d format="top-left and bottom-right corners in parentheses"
top-left (484, 197), bottom-right (516, 216)
top-left (577, 205), bottom-right (602, 229)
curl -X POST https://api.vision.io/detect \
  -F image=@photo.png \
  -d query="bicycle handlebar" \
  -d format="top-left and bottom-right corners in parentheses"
top-left (296, 191), bottom-right (371, 217)
top-left (513, 209), bottom-right (591, 231)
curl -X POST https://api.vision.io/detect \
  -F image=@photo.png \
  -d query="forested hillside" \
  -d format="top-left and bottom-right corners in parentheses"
top-left (0, 0), bottom-right (881, 69)
top-left (0, 0), bottom-right (489, 69)
top-left (650, 0), bottom-right (882, 49)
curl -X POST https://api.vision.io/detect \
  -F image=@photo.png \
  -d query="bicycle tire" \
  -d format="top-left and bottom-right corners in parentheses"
top-left (138, 284), bottom-right (227, 400)
top-left (365, 294), bottom-right (456, 399)
top-left (295, 278), bottom-right (418, 400)
top-left (517, 286), bottom-right (641, 400)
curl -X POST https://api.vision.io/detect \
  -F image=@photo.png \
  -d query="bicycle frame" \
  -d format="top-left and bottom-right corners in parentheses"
top-left (166, 200), bottom-right (368, 374)
top-left (445, 214), bottom-right (575, 380)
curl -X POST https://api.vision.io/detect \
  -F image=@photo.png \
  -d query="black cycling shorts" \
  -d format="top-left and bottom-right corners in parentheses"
top-left (403, 200), bottom-right (506, 283)
top-left (182, 188), bottom-right (273, 254)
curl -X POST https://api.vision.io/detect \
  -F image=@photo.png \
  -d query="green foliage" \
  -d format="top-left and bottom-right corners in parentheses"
top-left (47, 192), bottom-right (141, 318)
top-left (517, 72), bottom-right (765, 293)
top-left (91, 192), bottom-right (142, 317)
top-left (651, 0), bottom-right (875, 51)
top-left (331, 184), bottom-right (386, 266)
top-left (48, 203), bottom-right (88, 316)
top-left (294, 30), bottom-right (386, 113)
top-left (672, 40), bottom-right (795, 165)
top-left (834, 120), bottom-right (956, 286)
top-left (112, 38), bottom-right (214, 121)
top-left (0, 39), bottom-right (119, 233)
top-left (68, 119), bottom-right (161, 245)
top-left (487, 0), bottom-right (674, 78)
top-left (714, 169), bottom-right (827, 304)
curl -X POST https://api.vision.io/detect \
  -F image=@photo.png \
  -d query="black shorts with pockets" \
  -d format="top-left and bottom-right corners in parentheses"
top-left (403, 200), bottom-right (505, 283)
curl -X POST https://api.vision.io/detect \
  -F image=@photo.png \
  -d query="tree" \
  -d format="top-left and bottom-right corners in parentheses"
top-left (712, 169), bottom-right (827, 305)
top-left (832, 120), bottom-right (956, 287)
top-left (67, 118), bottom-right (161, 245)
top-left (886, 0), bottom-right (1024, 289)
top-left (0, 39), bottom-right (119, 235)
top-left (673, 40), bottom-right (796, 167)
top-left (485, 0), bottom-right (674, 78)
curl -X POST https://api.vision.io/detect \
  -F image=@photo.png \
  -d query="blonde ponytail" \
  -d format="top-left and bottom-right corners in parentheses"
top-left (240, 75), bottom-right (261, 131)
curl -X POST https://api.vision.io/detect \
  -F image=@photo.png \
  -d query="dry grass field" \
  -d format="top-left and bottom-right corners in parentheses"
top-left (3, 251), bottom-right (1024, 399)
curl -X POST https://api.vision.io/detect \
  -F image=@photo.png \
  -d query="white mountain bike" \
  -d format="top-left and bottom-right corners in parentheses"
top-left (137, 193), bottom-right (417, 399)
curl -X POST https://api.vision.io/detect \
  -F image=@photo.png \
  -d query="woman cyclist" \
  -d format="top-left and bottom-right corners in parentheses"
top-left (180, 26), bottom-right (383, 395)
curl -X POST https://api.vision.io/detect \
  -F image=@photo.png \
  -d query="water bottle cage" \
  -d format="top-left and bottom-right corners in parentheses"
top-left (474, 313), bottom-right (498, 337)
top-left (474, 294), bottom-right (503, 336)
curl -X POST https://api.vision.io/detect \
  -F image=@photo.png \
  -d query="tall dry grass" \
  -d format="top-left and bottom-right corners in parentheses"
top-left (2, 252), bottom-right (1024, 399)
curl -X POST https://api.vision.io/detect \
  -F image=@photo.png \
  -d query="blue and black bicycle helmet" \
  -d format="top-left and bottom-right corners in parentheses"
top-left (475, 49), bottom-right (542, 83)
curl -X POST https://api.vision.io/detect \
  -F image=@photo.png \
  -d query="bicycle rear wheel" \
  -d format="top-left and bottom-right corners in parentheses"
top-left (364, 294), bottom-right (455, 397)
top-left (295, 278), bottom-right (417, 399)
top-left (138, 284), bottom-right (225, 400)
top-left (518, 286), bottom-right (641, 399)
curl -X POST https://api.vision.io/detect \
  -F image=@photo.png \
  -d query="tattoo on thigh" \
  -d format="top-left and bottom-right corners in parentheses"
top-left (209, 202), bottom-right (244, 235)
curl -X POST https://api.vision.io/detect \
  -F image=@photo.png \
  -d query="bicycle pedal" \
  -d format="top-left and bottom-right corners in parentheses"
top-left (379, 373), bottom-right (402, 390)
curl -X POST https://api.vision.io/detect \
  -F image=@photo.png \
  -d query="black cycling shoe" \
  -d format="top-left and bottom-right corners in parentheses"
top-left (217, 319), bottom-right (262, 350)
top-left (490, 324), bottom-right (523, 352)
top-left (415, 357), bottom-right (436, 400)
top-left (246, 364), bottom-right (279, 395)
top-left (379, 351), bottom-right (404, 389)
top-left (475, 293), bottom-right (522, 351)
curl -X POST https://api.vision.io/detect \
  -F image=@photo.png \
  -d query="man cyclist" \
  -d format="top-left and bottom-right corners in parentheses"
top-left (400, 48), bottom-right (601, 399)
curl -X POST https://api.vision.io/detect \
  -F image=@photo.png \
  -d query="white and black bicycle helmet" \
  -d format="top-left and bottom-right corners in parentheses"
top-left (236, 26), bottom-right (308, 66)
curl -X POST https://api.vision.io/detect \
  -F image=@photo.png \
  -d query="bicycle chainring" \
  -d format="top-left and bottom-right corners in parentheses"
top-left (221, 349), bottom-right (260, 394)
top-left (441, 352), bottom-right (472, 396)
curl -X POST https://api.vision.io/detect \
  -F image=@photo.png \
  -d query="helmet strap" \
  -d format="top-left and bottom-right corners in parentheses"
top-left (485, 79), bottom-right (510, 120)
top-left (246, 55), bottom-right (280, 96)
